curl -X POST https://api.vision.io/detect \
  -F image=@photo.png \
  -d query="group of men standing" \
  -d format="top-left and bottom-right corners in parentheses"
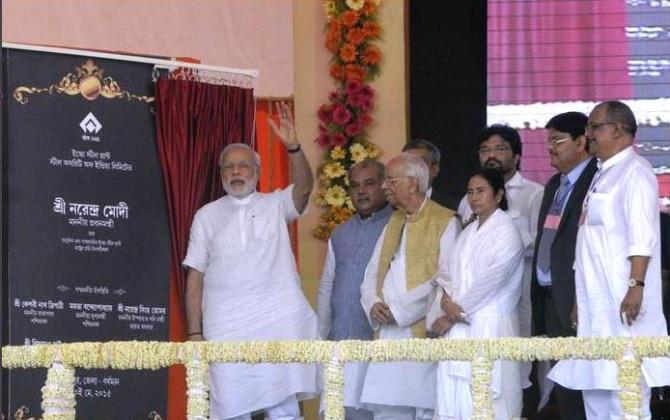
top-left (183, 100), bottom-right (669, 420)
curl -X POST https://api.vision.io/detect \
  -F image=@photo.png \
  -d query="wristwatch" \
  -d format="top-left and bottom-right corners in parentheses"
top-left (628, 278), bottom-right (645, 288)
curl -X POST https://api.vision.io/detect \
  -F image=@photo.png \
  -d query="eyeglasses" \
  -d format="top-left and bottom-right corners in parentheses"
top-left (383, 176), bottom-right (409, 186)
top-left (545, 136), bottom-right (572, 148)
top-left (478, 145), bottom-right (511, 155)
top-left (587, 121), bottom-right (616, 132)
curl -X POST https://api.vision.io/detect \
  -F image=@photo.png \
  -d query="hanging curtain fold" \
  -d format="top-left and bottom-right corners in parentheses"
top-left (154, 72), bottom-right (255, 419)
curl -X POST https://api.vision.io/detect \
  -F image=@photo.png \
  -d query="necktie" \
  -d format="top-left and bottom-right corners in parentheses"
top-left (552, 175), bottom-right (570, 214)
top-left (537, 175), bottom-right (570, 273)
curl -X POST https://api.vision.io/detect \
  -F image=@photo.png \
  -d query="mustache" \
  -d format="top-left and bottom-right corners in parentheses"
top-left (485, 158), bottom-right (502, 167)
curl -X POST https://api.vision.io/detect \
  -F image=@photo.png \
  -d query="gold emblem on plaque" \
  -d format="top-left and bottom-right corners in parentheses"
top-left (13, 59), bottom-right (154, 104)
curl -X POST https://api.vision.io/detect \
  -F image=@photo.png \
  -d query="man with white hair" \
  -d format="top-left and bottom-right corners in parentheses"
top-left (183, 103), bottom-right (318, 420)
top-left (359, 152), bottom-right (457, 420)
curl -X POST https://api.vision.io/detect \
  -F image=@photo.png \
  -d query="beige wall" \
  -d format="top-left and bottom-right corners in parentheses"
top-left (294, 0), bottom-right (407, 311)
top-left (2, 0), bottom-right (293, 97)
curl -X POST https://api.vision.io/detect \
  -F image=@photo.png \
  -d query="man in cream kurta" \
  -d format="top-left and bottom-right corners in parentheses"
top-left (359, 152), bottom-right (457, 420)
top-left (548, 101), bottom-right (670, 419)
top-left (183, 103), bottom-right (318, 420)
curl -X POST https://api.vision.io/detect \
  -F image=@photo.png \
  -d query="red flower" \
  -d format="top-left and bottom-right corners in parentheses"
top-left (339, 43), bottom-right (357, 63)
top-left (360, 84), bottom-right (374, 99)
top-left (331, 133), bottom-right (347, 147)
top-left (316, 132), bottom-right (330, 147)
top-left (345, 121), bottom-right (364, 137)
top-left (346, 28), bottom-right (367, 45)
top-left (329, 63), bottom-right (345, 80)
top-left (345, 64), bottom-right (367, 82)
top-left (318, 104), bottom-right (332, 124)
top-left (359, 112), bottom-right (372, 127)
top-left (340, 10), bottom-right (359, 27)
top-left (362, 45), bottom-right (381, 65)
top-left (332, 104), bottom-right (352, 126)
top-left (329, 90), bottom-right (342, 102)
top-left (346, 80), bottom-right (363, 96)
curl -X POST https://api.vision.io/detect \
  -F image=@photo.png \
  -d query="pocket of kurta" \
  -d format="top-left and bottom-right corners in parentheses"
top-left (252, 215), bottom-right (278, 240)
top-left (586, 192), bottom-right (612, 226)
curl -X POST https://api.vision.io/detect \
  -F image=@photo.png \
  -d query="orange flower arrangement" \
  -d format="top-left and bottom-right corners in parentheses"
top-left (339, 43), bottom-right (358, 62)
top-left (315, 0), bottom-right (383, 240)
top-left (340, 10), bottom-right (359, 27)
top-left (361, 45), bottom-right (381, 65)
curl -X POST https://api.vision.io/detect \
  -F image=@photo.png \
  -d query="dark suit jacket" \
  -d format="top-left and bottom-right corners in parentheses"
top-left (531, 157), bottom-right (598, 337)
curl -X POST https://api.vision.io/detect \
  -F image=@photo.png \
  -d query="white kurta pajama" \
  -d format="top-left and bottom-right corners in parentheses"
top-left (183, 186), bottom-right (319, 420)
top-left (458, 173), bottom-right (543, 376)
top-left (427, 210), bottom-right (525, 420)
top-left (359, 219), bottom-right (459, 419)
top-left (548, 147), bottom-right (670, 419)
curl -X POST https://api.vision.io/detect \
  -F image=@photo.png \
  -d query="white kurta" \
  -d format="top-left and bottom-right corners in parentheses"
top-left (428, 209), bottom-right (525, 419)
top-left (549, 147), bottom-right (670, 390)
top-left (459, 171), bottom-right (542, 386)
top-left (183, 186), bottom-right (318, 419)
top-left (359, 218), bottom-right (459, 410)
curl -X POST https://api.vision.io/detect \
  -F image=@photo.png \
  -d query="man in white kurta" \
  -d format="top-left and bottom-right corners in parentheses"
top-left (359, 153), bottom-right (457, 420)
top-left (548, 101), bottom-right (670, 419)
top-left (427, 208), bottom-right (525, 419)
top-left (183, 104), bottom-right (318, 420)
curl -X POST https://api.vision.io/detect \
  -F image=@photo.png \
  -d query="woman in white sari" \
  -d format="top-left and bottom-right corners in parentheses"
top-left (427, 168), bottom-right (525, 419)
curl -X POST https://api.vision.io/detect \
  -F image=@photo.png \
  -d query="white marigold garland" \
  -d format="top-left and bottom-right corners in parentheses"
top-left (618, 345), bottom-right (642, 420)
top-left (471, 356), bottom-right (494, 420)
top-left (41, 361), bottom-right (76, 420)
top-left (4, 337), bottom-right (670, 419)
top-left (324, 347), bottom-right (345, 420)
top-left (185, 346), bottom-right (210, 420)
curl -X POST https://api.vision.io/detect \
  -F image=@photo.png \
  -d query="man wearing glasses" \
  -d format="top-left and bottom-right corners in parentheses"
top-left (457, 124), bottom-right (543, 388)
top-left (531, 112), bottom-right (597, 419)
top-left (360, 153), bottom-right (457, 420)
top-left (548, 101), bottom-right (670, 419)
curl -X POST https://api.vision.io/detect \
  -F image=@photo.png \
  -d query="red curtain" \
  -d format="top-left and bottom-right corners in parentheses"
top-left (154, 78), bottom-right (255, 419)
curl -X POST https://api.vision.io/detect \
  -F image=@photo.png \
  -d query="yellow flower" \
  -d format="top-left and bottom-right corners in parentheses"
top-left (323, 0), bottom-right (337, 20)
top-left (314, 192), bottom-right (327, 206)
top-left (330, 146), bottom-right (346, 160)
top-left (323, 162), bottom-right (347, 179)
top-left (325, 186), bottom-right (347, 207)
top-left (346, 0), bottom-right (365, 11)
top-left (367, 143), bottom-right (380, 158)
top-left (349, 143), bottom-right (368, 163)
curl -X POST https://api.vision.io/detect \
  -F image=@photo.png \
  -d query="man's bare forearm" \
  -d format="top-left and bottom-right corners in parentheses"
top-left (289, 148), bottom-right (313, 213)
top-left (185, 268), bottom-right (204, 340)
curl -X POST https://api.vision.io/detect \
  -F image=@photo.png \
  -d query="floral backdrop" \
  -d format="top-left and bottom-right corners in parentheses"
top-left (313, 0), bottom-right (383, 240)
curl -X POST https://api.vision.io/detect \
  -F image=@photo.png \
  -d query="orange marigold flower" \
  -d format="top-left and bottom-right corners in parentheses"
top-left (363, 21), bottom-right (380, 38)
top-left (345, 64), bottom-right (367, 82)
top-left (330, 63), bottom-right (345, 80)
top-left (362, 45), bottom-right (381, 65)
top-left (328, 19), bottom-right (342, 34)
top-left (339, 43), bottom-right (358, 63)
top-left (340, 10), bottom-right (359, 27)
top-left (327, 25), bottom-right (342, 42)
top-left (362, 1), bottom-right (377, 16)
top-left (346, 28), bottom-right (367, 45)
top-left (326, 35), bottom-right (341, 53)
